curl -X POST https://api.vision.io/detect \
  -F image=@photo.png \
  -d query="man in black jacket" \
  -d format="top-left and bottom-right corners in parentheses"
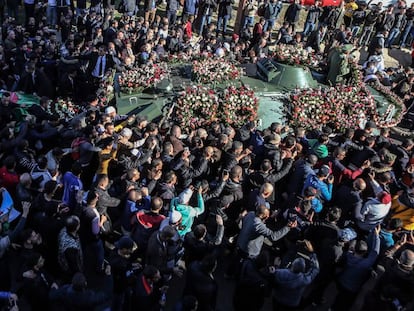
top-left (108, 236), bottom-right (138, 311)
top-left (304, 207), bottom-right (343, 305)
top-left (49, 270), bottom-right (113, 311)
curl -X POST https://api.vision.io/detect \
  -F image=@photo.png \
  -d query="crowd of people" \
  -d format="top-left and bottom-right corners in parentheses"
top-left (0, 0), bottom-right (414, 310)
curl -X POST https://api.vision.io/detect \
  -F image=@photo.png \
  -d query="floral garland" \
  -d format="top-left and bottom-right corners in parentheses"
top-left (272, 44), bottom-right (322, 69)
top-left (174, 84), bottom-right (258, 128)
top-left (175, 85), bottom-right (219, 129)
top-left (222, 85), bottom-right (259, 127)
top-left (192, 58), bottom-right (243, 84)
top-left (47, 99), bottom-right (85, 122)
top-left (166, 52), bottom-right (195, 64)
top-left (369, 81), bottom-right (406, 128)
top-left (118, 63), bottom-right (170, 94)
top-left (288, 59), bottom-right (406, 130)
top-left (289, 85), bottom-right (376, 131)
top-left (97, 70), bottom-right (115, 106)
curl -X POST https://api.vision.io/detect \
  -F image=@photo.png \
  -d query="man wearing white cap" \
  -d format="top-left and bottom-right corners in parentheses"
top-left (170, 186), bottom-right (205, 237)
top-left (104, 106), bottom-right (128, 123)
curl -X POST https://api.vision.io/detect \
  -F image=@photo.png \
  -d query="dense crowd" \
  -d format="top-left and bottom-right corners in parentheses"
top-left (0, 0), bottom-right (414, 310)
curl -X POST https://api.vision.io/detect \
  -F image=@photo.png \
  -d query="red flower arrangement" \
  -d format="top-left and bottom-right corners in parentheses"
top-left (192, 58), bottom-right (243, 84)
top-left (289, 85), bottom-right (376, 131)
top-left (222, 85), bottom-right (259, 127)
top-left (289, 61), bottom-right (406, 130)
top-left (174, 84), bottom-right (258, 128)
top-left (273, 44), bottom-right (322, 69)
top-left (118, 63), bottom-right (170, 94)
top-left (175, 85), bottom-right (219, 129)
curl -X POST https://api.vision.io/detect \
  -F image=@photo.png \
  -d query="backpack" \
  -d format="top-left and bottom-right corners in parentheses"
top-left (71, 137), bottom-right (87, 160)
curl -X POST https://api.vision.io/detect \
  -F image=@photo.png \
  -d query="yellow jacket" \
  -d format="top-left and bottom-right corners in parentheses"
top-left (97, 149), bottom-right (117, 175)
top-left (391, 196), bottom-right (414, 231)
top-left (344, 2), bottom-right (358, 17)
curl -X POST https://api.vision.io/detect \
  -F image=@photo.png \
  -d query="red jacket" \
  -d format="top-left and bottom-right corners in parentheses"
top-left (0, 166), bottom-right (19, 195)
top-left (184, 21), bottom-right (193, 39)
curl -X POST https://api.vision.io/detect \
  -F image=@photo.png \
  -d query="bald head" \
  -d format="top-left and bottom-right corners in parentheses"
top-left (400, 250), bottom-right (414, 268)
top-left (230, 165), bottom-right (243, 181)
top-left (197, 128), bottom-right (208, 139)
top-left (353, 178), bottom-right (366, 192)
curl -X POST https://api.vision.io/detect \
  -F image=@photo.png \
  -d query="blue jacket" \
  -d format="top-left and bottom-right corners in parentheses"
top-left (237, 211), bottom-right (290, 258)
top-left (62, 171), bottom-right (83, 209)
top-left (272, 254), bottom-right (319, 307)
top-left (170, 193), bottom-right (204, 237)
top-left (184, 0), bottom-right (198, 15)
top-left (0, 292), bottom-right (11, 301)
top-left (265, 1), bottom-right (282, 19)
top-left (337, 234), bottom-right (380, 292)
top-left (121, 195), bottom-right (151, 231)
top-left (303, 174), bottom-right (333, 202)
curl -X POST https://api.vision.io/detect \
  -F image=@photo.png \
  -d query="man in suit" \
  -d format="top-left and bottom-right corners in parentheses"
top-left (104, 20), bottom-right (118, 44)
top-left (59, 67), bottom-right (84, 102)
top-left (79, 45), bottom-right (116, 93)
top-left (16, 62), bottom-right (54, 98)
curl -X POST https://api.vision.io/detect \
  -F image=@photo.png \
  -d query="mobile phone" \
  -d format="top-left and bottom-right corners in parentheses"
top-left (223, 169), bottom-right (229, 175)
top-left (183, 147), bottom-right (190, 152)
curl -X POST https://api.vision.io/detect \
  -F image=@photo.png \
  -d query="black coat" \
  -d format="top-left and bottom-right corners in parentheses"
top-left (131, 273), bottom-right (161, 311)
top-left (284, 3), bottom-right (301, 23)
top-left (233, 259), bottom-right (269, 311)
top-left (217, 0), bottom-right (234, 17)
top-left (16, 69), bottom-right (54, 98)
top-left (184, 261), bottom-right (218, 311)
top-left (49, 277), bottom-right (112, 311)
